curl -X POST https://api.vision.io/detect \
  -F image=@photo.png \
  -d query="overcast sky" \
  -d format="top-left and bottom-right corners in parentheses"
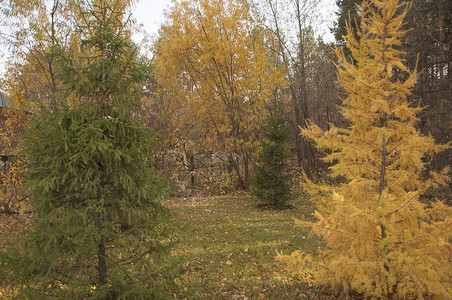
top-left (132, 0), bottom-right (172, 40)
top-left (131, 0), bottom-right (338, 42)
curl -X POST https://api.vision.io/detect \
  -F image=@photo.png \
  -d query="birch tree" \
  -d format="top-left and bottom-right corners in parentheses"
top-left (154, 0), bottom-right (285, 189)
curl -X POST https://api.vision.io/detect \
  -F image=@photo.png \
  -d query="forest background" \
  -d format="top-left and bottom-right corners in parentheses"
top-left (0, 0), bottom-right (450, 298)
top-left (0, 0), bottom-right (449, 200)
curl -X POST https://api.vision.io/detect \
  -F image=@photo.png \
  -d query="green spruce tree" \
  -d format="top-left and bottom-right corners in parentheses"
top-left (0, 1), bottom-right (172, 298)
top-left (333, 0), bottom-right (363, 45)
top-left (252, 108), bottom-right (293, 208)
top-left (333, 0), bottom-right (364, 61)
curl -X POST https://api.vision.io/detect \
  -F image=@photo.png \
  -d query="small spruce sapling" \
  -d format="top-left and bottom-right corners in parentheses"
top-left (252, 107), bottom-right (293, 208)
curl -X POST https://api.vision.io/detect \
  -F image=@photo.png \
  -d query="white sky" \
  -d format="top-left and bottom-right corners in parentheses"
top-left (132, 0), bottom-right (172, 40)
top-left (131, 0), bottom-right (337, 42)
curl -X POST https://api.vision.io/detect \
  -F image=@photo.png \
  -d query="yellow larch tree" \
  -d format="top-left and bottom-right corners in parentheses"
top-left (154, 0), bottom-right (286, 189)
top-left (277, 0), bottom-right (451, 298)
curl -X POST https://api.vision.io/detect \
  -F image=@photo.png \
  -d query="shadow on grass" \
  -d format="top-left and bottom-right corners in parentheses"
top-left (159, 193), bottom-right (325, 299)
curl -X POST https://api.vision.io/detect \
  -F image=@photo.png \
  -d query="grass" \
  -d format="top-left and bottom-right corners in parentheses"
top-left (158, 193), bottom-right (322, 299)
top-left (0, 193), bottom-right (324, 299)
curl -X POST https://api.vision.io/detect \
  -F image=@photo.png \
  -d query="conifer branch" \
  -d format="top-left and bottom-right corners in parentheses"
top-left (117, 246), bottom-right (158, 266)
top-left (393, 230), bottom-right (452, 246)
top-left (312, 223), bottom-right (360, 239)
top-left (385, 190), bottom-right (421, 216)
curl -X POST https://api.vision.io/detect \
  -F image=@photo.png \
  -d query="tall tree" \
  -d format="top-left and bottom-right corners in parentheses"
top-left (278, 0), bottom-right (451, 298)
top-left (403, 0), bottom-right (451, 175)
top-left (334, 0), bottom-right (451, 177)
top-left (154, 0), bottom-right (285, 189)
top-left (263, 0), bottom-right (319, 178)
top-left (332, 0), bottom-right (363, 46)
top-left (0, 1), bottom-right (172, 298)
top-left (1, 0), bottom-right (82, 111)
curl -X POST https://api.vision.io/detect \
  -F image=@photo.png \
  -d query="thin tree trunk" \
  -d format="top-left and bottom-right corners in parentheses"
top-left (229, 155), bottom-right (245, 190)
top-left (295, 0), bottom-right (313, 178)
top-left (244, 153), bottom-right (249, 190)
top-left (293, 91), bottom-right (304, 168)
top-left (97, 1), bottom-right (108, 287)
top-left (379, 136), bottom-right (387, 239)
top-left (95, 215), bottom-right (107, 287)
top-left (379, 135), bottom-right (389, 272)
top-left (379, 17), bottom-right (390, 270)
top-left (438, 0), bottom-right (445, 81)
top-left (49, 0), bottom-right (60, 112)
top-left (189, 153), bottom-right (195, 195)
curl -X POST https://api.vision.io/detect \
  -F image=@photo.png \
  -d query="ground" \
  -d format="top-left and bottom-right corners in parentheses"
top-left (159, 193), bottom-right (323, 299)
top-left (0, 193), bottom-right (327, 299)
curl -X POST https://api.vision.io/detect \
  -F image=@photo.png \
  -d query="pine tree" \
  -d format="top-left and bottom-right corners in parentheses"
top-left (0, 1), bottom-right (172, 298)
top-left (252, 108), bottom-right (293, 208)
top-left (278, 0), bottom-right (451, 298)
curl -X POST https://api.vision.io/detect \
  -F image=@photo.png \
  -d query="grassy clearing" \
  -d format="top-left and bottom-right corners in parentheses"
top-left (159, 193), bottom-right (322, 299)
top-left (0, 214), bottom-right (33, 299)
top-left (0, 193), bottom-right (324, 299)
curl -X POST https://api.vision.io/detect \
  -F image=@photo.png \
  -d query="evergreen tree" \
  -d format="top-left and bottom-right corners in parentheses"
top-left (252, 108), bottom-right (293, 208)
top-left (332, 0), bottom-right (363, 61)
top-left (278, 0), bottom-right (451, 298)
top-left (0, 1), bottom-right (172, 298)
top-left (333, 0), bottom-right (363, 44)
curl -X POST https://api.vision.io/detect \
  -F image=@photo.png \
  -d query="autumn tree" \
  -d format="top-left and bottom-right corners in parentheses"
top-left (308, 39), bottom-right (340, 133)
top-left (0, 90), bottom-right (30, 214)
top-left (333, 0), bottom-right (451, 178)
top-left (0, 1), bottom-right (172, 298)
top-left (0, 0), bottom-right (86, 111)
top-left (154, 0), bottom-right (285, 190)
top-left (0, 0), bottom-right (64, 213)
top-left (278, 0), bottom-right (451, 298)
top-left (1, 0), bottom-right (144, 111)
top-left (0, 0), bottom-right (89, 214)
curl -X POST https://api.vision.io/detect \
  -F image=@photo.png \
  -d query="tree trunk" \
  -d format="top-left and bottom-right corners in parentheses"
top-left (189, 153), bottom-right (195, 195)
top-left (48, 0), bottom-right (60, 112)
top-left (229, 155), bottom-right (245, 190)
top-left (243, 153), bottom-right (250, 190)
top-left (95, 215), bottom-right (107, 287)
top-left (295, 0), bottom-right (313, 179)
top-left (379, 136), bottom-right (389, 272)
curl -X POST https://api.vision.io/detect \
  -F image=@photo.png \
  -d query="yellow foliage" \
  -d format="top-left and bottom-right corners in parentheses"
top-left (0, 98), bottom-right (29, 214)
top-left (153, 0), bottom-right (286, 174)
top-left (283, 0), bottom-right (452, 298)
